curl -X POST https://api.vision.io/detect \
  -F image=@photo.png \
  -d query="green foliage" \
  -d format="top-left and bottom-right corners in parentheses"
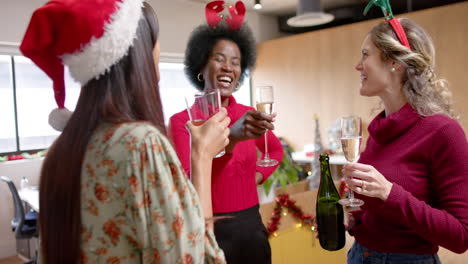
top-left (262, 143), bottom-right (302, 196)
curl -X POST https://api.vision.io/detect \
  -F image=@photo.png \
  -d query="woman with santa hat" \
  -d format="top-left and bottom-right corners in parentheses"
top-left (21, 0), bottom-right (229, 263)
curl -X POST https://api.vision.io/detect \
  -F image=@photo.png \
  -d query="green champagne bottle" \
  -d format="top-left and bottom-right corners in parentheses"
top-left (316, 153), bottom-right (345, 251)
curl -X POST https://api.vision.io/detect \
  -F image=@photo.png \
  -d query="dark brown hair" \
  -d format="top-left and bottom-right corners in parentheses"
top-left (39, 3), bottom-right (162, 263)
top-left (184, 23), bottom-right (256, 91)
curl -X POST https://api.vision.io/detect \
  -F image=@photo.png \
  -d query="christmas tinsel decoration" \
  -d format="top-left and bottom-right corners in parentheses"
top-left (266, 194), bottom-right (315, 237)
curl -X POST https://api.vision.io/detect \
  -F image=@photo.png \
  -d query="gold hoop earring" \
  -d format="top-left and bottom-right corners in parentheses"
top-left (197, 73), bottom-right (204, 82)
top-left (233, 82), bottom-right (241, 92)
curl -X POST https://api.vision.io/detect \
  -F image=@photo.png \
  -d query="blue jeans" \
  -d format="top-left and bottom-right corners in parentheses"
top-left (347, 242), bottom-right (442, 264)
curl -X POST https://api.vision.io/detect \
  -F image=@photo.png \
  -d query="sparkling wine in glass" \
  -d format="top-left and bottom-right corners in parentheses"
top-left (185, 89), bottom-right (225, 158)
top-left (256, 86), bottom-right (278, 167)
top-left (341, 136), bottom-right (361, 163)
top-left (339, 116), bottom-right (365, 207)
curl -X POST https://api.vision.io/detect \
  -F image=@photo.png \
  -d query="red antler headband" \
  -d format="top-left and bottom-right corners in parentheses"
top-left (364, 0), bottom-right (411, 50)
top-left (205, 0), bottom-right (246, 30)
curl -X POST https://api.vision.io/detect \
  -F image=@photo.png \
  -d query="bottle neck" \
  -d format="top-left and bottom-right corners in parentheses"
top-left (320, 160), bottom-right (333, 182)
top-left (319, 158), bottom-right (339, 195)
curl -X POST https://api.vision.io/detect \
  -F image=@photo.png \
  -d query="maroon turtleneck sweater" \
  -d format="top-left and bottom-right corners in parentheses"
top-left (352, 104), bottom-right (468, 254)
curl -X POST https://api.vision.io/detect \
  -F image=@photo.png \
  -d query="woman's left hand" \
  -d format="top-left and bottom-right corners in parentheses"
top-left (343, 162), bottom-right (393, 201)
top-left (225, 110), bottom-right (276, 153)
top-left (229, 110), bottom-right (276, 141)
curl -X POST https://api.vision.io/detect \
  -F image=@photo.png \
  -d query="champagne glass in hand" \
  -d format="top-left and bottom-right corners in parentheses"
top-left (256, 86), bottom-right (279, 167)
top-left (185, 89), bottom-right (225, 158)
top-left (339, 116), bottom-right (364, 207)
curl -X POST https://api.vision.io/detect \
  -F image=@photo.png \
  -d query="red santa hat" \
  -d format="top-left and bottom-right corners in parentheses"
top-left (20, 0), bottom-right (145, 131)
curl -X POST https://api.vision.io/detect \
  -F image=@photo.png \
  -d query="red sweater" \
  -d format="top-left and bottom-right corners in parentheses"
top-left (352, 104), bottom-right (468, 254)
top-left (169, 96), bottom-right (283, 213)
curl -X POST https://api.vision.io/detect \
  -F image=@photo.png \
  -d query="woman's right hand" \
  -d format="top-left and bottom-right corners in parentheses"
top-left (186, 108), bottom-right (230, 158)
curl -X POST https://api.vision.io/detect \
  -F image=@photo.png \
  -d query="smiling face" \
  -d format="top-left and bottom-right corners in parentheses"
top-left (355, 35), bottom-right (394, 97)
top-left (201, 39), bottom-right (242, 98)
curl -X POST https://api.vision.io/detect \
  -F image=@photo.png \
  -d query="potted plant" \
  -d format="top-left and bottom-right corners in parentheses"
top-left (261, 139), bottom-right (303, 197)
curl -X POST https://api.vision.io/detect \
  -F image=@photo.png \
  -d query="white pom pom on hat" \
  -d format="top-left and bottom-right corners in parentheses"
top-left (19, 0), bottom-right (144, 130)
top-left (48, 108), bottom-right (73, 132)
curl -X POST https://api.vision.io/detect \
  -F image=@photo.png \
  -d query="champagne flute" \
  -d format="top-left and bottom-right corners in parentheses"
top-left (338, 116), bottom-right (364, 207)
top-left (256, 86), bottom-right (279, 167)
top-left (185, 89), bottom-right (225, 158)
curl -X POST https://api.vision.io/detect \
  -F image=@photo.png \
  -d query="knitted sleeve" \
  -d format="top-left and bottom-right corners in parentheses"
top-left (383, 121), bottom-right (468, 253)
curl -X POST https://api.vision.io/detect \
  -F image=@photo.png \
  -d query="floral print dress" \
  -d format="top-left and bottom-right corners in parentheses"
top-left (80, 122), bottom-right (225, 264)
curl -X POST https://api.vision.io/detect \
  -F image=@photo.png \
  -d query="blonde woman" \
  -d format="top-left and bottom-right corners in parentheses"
top-left (344, 17), bottom-right (468, 263)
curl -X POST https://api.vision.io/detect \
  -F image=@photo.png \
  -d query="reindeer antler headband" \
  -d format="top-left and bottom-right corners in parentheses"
top-left (364, 0), bottom-right (411, 50)
top-left (205, 0), bottom-right (246, 30)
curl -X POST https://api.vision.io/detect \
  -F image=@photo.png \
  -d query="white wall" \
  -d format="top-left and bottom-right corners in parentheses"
top-left (0, 0), bottom-right (48, 45)
top-left (0, 0), bottom-right (282, 55)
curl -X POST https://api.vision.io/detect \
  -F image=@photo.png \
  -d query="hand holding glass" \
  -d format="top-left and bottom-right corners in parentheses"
top-left (185, 89), bottom-right (225, 158)
top-left (339, 116), bottom-right (364, 207)
top-left (256, 86), bottom-right (278, 167)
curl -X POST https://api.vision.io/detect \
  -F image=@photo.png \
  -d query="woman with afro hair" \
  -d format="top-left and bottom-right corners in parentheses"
top-left (169, 22), bottom-right (283, 264)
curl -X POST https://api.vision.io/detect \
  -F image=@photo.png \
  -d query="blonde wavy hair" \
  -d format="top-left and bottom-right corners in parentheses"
top-left (369, 18), bottom-right (456, 119)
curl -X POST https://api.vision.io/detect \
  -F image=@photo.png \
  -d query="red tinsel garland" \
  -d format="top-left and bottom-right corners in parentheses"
top-left (266, 180), bottom-right (347, 237)
top-left (266, 194), bottom-right (315, 236)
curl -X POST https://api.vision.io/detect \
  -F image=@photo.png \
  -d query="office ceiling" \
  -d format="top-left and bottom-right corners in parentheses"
top-left (186, 0), bottom-right (467, 33)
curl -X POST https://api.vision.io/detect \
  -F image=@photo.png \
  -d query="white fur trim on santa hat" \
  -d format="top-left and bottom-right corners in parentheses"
top-left (62, 0), bottom-right (145, 85)
top-left (49, 108), bottom-right (73, 131)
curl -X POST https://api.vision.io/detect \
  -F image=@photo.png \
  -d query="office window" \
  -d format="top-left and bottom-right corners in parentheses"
top-left (0, 54), bottom-right (80, 154)
top-left (14, 56), bottom-right (81, 150)
top-left (0, 56), bottom-right (16, 153)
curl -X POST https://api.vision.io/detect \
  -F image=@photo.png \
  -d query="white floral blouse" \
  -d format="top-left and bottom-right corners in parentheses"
top-left (80, 122), bottom-right (225, 264)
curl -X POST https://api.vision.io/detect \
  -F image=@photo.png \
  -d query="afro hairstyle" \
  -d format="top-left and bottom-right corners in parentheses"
top-left (184, 22), bottom-right (256, 91)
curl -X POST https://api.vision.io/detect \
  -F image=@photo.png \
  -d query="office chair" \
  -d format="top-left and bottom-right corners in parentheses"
top-left (1, 176), bottom-right (38, 264)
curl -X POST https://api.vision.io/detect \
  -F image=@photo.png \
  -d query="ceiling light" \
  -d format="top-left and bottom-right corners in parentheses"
top-left (287, 0), bottom-right (334, 27)
top-left (254, 0), bottom-right (262, 10)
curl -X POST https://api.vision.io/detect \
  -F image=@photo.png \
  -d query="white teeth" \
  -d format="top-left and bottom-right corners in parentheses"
top-left (218, 76), bottom-right (232, 83)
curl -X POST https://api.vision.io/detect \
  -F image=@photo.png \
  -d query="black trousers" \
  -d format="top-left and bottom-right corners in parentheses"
top-left (214, 204), bottom-right (271, 264)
